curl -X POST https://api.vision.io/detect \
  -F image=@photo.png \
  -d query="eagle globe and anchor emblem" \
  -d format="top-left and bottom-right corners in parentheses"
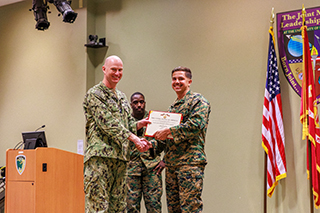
top-left (15, 155), bottom-right (26, 175)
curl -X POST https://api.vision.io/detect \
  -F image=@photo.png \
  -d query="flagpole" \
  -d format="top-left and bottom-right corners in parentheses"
top-left (301, 5), bottom-right (314, 213)
top-left (263, 8), bottom-right (275, 213)
top-left (308, 140), bottom-right (314, 213)
top-left (263, 153), bottom-right (267, 213)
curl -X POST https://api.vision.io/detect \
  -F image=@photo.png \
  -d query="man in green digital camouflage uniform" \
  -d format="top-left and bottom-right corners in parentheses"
top-left (127, 92), bottom-right (165, 213)
top-left (153, 66), bottom-right (211, 213)
top-left (83, 55), bottom-right (151, 213)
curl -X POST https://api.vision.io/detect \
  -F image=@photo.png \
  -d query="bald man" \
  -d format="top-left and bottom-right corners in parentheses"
top-left (83, 55), bottom-right (151, 213)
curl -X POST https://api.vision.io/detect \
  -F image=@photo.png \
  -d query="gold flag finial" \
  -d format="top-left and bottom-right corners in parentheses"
top-left (270, 7), bottom-right (275, 26)
top-left (302, 4), bottom-right (306, 26)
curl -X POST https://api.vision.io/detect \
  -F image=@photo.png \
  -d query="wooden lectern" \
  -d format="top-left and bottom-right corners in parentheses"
top-left (5, 148), bottom-right (85, 213)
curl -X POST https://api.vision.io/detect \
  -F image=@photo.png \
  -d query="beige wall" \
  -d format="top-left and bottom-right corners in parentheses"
top-left (0, 2), bottom-right (87, 159)
top-left (0, 0), bottom-right (319, 212)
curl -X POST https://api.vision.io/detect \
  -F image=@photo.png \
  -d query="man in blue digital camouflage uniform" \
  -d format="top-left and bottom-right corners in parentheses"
top-left (83, 55), bottom-right (151, 213)
top-left (127, 92), bottom-right (165, 213)
top-left (153, 66), bottom-right (211, 213)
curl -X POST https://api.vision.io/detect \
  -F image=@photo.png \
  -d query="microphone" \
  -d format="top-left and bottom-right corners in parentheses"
top-left (35, 125), bottom-right (46, 131)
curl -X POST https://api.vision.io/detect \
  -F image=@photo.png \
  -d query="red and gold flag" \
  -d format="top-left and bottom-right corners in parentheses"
top-left (300, 24), bottom-right (320, 208)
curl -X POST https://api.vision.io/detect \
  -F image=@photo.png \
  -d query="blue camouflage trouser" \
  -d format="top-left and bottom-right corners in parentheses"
top-left (166, 164), bottom-right (205, 213)
top-left (127, 168), bottom-right (162, 213)
top-left (84, 157), bottom-right (128, 213)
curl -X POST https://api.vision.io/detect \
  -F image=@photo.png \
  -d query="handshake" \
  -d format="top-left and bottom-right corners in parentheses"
top-left (133, 118), bottom-right (153, 152)
top-left (128, 132), bottom-right (152, 152)
top-left (134, 138), bottom-right (152, 152)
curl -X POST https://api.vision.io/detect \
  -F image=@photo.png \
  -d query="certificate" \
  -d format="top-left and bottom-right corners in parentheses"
top-left (145, 110), bottom-right (182, 138)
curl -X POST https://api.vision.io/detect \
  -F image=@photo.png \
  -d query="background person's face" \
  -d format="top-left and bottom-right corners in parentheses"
top-left (130, 94), bottom-right (145, 117)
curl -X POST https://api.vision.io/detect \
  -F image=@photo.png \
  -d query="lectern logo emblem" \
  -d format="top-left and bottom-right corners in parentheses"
top-left (16, 155), bottom-right (26, 175)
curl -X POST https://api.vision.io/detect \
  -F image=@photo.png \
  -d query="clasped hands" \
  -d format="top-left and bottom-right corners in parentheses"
top-left (134, 118), bottom-right (152, 152)
top-left (135, 137), bottom-right (152, 152)
top-left (135, 118), bottom-right (171, 152)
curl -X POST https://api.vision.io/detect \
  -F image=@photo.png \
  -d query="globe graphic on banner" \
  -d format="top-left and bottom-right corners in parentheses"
top-left (287, 35), bottom-right (313, 58)
top-left (288, 35), bottom-right (303, 57)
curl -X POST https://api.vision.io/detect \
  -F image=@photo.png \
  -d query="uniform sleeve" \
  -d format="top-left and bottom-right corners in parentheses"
top-left (84, 92), bottom-right (134, 142)
top-left (128, 114), bottom-right (137, 135)
top-left (149, 138), bottom-right (166, 156)
top-left (169, 97), bottom-right (211, 144)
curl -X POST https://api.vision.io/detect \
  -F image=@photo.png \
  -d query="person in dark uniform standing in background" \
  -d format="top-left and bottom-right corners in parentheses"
top-left (127, 92), bottom-right (165, 213)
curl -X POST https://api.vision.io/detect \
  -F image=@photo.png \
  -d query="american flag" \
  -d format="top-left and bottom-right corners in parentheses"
top-left (262, 27), bottom-right (287, 197)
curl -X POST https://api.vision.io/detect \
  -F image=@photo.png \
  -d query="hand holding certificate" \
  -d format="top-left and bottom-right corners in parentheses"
top-left (145, 111), bottom-right (182, 139)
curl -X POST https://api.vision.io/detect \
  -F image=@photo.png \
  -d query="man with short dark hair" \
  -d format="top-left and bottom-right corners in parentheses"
top-left (127, 92), bottom-right (165, 213)
top-left (154, 66), bottom-right (211, 213)
top-left (83, 55), bottom-right (151, 213)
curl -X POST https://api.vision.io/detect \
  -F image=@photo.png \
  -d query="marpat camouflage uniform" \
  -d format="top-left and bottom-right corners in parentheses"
top-left (127, 111), bottom-right (165, 213)
top-left (165, 90), bottom-right (211, 213)
top-left (83, 81), bottom-right (137, 213)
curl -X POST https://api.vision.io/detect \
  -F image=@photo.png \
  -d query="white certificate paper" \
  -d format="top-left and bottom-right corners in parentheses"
top-left (145, 110), bottom-right (182, 138)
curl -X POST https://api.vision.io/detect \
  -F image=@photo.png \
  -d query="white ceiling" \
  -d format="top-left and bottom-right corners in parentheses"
top-left (0, 0), bottom-right (25, 7)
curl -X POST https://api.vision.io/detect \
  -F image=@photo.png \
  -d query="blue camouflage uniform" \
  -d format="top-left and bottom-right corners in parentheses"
top-left (83, 81), bottom-right (137, 213)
